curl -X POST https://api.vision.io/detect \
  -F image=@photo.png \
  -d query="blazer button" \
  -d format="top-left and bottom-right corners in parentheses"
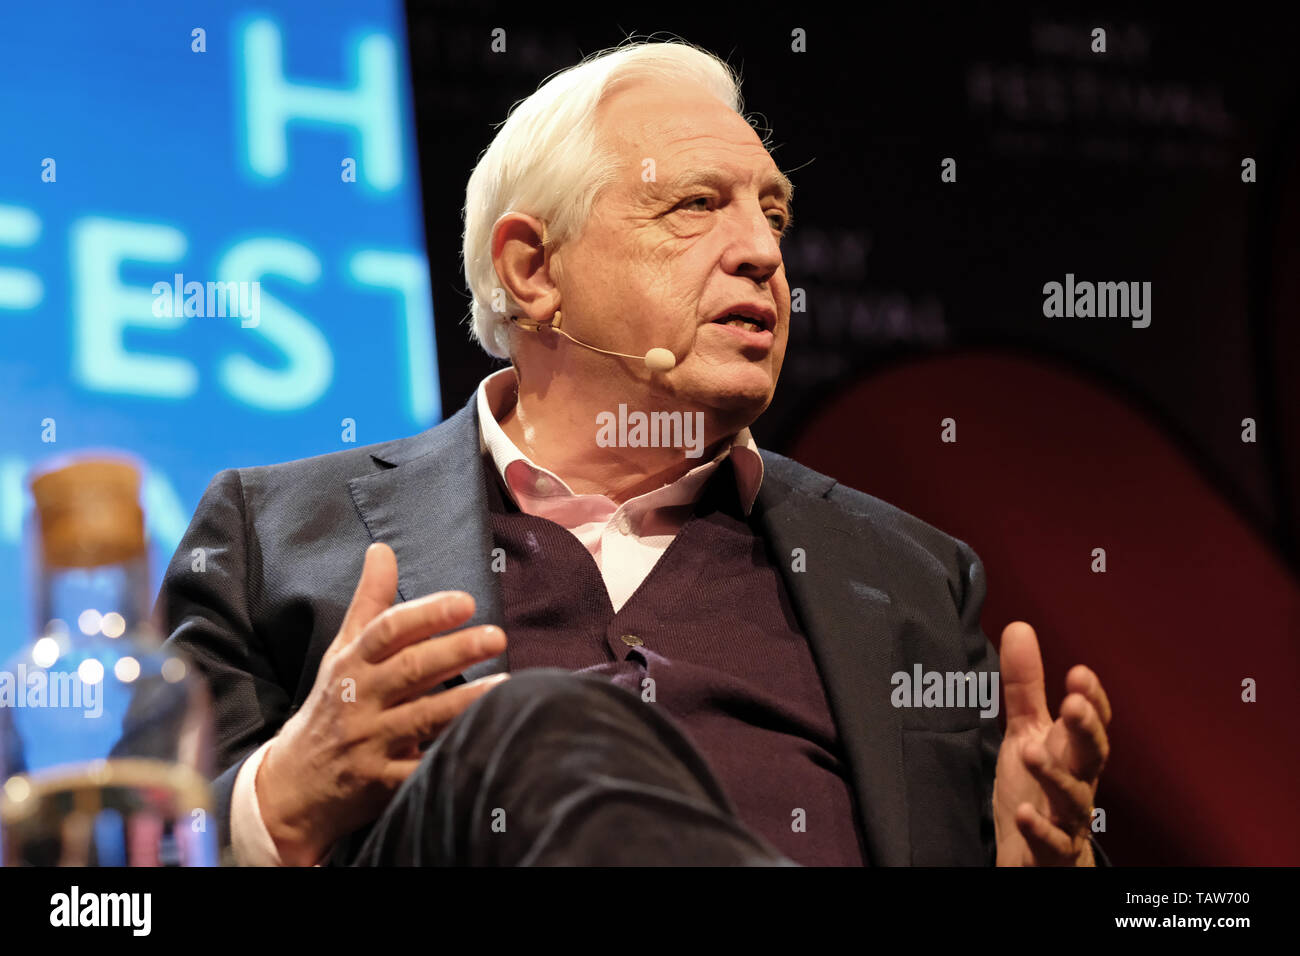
top-left (620, 634), bottom-right (644, 647)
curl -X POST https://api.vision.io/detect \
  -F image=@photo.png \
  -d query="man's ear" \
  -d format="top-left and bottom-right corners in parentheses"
top-left (492, 212), bottom-right (560, 325)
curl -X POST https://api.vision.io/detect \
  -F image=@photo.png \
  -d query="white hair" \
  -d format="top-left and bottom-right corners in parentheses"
top-left (461, 38), bottom-right (752, 358)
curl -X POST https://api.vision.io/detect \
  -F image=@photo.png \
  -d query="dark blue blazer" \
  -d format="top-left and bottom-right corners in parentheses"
top-left (155, 392), bottom-right (1102, 865)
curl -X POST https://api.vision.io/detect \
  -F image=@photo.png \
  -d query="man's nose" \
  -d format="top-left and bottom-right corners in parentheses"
top-left (719, 201), bottom-right (784, 283)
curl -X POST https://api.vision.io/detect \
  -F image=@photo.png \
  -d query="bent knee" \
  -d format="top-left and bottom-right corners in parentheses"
top-left (471, 667), bottom-right (650, 727)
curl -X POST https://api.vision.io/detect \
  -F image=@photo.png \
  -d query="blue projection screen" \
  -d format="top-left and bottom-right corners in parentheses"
top-left (0, 1), bottom-right (439, 658)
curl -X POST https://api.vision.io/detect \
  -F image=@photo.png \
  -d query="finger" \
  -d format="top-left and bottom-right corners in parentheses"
top-left (383, 673), bottom-right (512, 749)
top-left (379, 758), bottom-right (422, 790)
top-left (1015, 803), bottom-right (1078, 865)
top-left (1057, 693), bottom-right (1109, 782)
top-left (354, 590), bottom-right (478, 664)
top-left (371, 625), bottom-right (508, 705)
top-left (1066, 665), bottom-right (1112, 726)
top-left (335, 543), bottom-right (400, 647)
top-left (1022, 740), bottom-right (1094, 834)
top-left (1000, 621), bottom-right (1052, 732)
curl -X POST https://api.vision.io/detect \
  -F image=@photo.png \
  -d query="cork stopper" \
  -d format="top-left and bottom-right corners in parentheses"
top-left (30, 458), bottom-right (146, 569)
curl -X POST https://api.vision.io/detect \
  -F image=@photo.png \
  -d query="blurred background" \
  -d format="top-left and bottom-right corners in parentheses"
top-left (1, 0), bottom-right (1296, 864)
top-left (0, 0), bottom-right (437, 663)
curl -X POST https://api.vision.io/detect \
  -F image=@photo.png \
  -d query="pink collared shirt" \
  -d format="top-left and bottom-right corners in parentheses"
top-left (476, 368), bottom-right (764, 610)
top-left (229, 367), bottom-right (765, 865)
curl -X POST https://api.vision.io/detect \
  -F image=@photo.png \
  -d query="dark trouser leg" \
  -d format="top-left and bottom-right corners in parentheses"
top-left (346, 668), bottom-right (797, 866)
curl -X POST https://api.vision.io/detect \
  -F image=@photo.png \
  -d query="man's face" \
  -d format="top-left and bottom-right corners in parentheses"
top-left (550, 77), bottom-right (793, 427)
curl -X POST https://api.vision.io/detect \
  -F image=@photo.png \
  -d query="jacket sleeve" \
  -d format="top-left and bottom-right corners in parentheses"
top-left (952, 538), bottom-right (1003, 867)
top-left (152, 468), bottom-right (293, 856)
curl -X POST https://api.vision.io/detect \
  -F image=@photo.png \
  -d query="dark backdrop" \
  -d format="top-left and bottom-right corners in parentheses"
top-left (405, 1), bottom-right (1299, 571)
top-left (403, 2), bottom-right (1300, 865)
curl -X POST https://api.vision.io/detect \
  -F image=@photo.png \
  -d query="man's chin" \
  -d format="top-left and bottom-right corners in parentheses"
top-left (652, 358), bottom-right (779, 424)
top-left (696, 376), bottom-right (777, 424)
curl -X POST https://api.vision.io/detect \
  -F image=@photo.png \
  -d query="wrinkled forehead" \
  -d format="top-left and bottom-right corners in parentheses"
top-left (595, 84), bottom-right (793, 205)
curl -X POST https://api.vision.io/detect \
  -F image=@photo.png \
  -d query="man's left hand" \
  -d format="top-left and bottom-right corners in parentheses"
top-left (993, 621), bottom-right (1112, 866)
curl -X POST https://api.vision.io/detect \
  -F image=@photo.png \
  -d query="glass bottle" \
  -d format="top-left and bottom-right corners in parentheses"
top-left (0, 457), bottom-right (215, 866)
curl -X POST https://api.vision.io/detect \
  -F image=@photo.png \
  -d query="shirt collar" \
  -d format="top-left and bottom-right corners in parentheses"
top-left (475, 367), bottom-right (764, 515)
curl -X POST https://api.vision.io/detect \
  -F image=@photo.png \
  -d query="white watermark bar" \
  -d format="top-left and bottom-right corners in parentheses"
top-left (0, 664), bottom-right (103, 717)
top-left (151, 273), bottom-right (260, 327)
top-left (890, 664), bottom-right (1000, 718)
top-left (595, 404), bottom-right (707, 459)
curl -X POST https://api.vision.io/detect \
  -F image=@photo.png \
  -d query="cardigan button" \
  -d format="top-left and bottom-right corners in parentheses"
top-left (620, 634), bottom-right (644, 647)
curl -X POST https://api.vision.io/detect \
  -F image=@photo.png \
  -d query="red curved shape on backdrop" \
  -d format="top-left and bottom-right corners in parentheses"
top-left (788, 351), bottom-right (1300, 865)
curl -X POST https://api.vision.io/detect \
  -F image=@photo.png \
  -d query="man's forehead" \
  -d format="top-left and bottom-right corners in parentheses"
top-left (605, 102), bottom-right (759, 159)
top-left (596, 81), bottom-right (791, 204)
top-left (599, 124), bottom-right (792, 208)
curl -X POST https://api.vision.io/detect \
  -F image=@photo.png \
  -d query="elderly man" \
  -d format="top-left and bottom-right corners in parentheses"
top-left (158, 39), bottom-right (1111, 866)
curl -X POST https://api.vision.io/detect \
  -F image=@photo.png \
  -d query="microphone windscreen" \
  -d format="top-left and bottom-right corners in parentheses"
top-left (644, 348), bottom-right (676, 372)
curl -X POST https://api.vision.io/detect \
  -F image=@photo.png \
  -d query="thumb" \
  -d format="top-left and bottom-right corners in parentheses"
top-left (1000, 620), bottom-right (1051, 732)
top-left (336, 542), bottom-right (399, 646)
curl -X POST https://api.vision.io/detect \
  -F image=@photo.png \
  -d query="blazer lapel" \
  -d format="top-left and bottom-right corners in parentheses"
top-left (347, 395), bottom-right (508, 686)
top-left (755, 458), bottom-right (912, 866)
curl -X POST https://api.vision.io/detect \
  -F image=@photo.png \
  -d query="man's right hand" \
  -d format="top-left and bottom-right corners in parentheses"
top-left (255, 542), bottom-right (510, 866)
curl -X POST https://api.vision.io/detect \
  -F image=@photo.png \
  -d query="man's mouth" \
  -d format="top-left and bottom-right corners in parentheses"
top-left (708, 303), bottom-right (777, 334)
top-left (713, 314), bottom-right (767, 332)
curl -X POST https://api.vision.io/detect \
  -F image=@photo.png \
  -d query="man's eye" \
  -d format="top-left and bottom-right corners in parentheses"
top-left (675, 198), bottom-right (789, 235)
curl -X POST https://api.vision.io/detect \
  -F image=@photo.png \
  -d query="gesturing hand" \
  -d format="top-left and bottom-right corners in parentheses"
top-left (256, 542), bottom-right (510, 865)
top-left (993, 621), bottom-right (1112, 866)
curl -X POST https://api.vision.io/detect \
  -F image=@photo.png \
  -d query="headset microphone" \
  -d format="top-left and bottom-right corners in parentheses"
top-left (509, 310), bottom-right (677, 372)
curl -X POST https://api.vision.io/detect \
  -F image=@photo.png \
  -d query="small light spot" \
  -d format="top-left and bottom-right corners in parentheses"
top-left (77, 609), bottom-right (102, 636)
top-left (3, 776), bottom-right (31, 804)
top-left (161, 657), bottom-right (187, 683)
top-left (114, 656), bottom-right (140, 683)
top-left (101, 612), bottom-right (126, 638)
top-left (32, 637), bottom-right (60, 668)
top-left (78, 658), bottom-right (104, 685)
